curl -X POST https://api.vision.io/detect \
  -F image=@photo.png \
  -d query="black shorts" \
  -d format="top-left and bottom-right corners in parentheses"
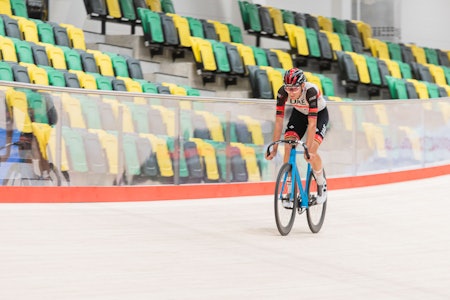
top-left (284, 107), bottom-right (329, 143)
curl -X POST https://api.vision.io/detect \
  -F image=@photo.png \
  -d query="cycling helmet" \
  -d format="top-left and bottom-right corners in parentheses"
top-left (283, 68), bottom-right (306, 86)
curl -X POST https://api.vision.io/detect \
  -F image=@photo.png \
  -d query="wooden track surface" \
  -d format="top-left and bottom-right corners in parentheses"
top-left (1, 175), bottom-right (449, 299)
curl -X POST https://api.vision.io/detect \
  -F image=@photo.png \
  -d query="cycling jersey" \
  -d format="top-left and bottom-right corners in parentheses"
top-left (276, 82), bottom-right (327, 118)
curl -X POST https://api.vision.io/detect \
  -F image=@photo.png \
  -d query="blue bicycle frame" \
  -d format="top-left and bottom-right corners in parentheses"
top-left (281, 143), bottom-right (312, 209)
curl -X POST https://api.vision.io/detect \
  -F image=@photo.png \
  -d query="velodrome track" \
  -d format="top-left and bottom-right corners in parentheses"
top-left (1, 174), bottom-right (450, 299)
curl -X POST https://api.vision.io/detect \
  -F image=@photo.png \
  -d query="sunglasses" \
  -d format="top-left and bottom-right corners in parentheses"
top-left (284, 85), bottom-right (301, 92)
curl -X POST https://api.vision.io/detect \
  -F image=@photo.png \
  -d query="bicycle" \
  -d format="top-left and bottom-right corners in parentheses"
top-left (266, 139), bottom-right (327, 236)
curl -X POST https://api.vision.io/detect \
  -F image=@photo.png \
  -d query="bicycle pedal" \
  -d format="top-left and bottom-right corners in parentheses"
top-left (282, 199), bottom-right (294, 209)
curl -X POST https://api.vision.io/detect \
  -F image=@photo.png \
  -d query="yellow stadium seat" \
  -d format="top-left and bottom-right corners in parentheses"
top-left (190, 138), bottom-right (220, 181)
top-left (210, 20), bottom-right (231, 43)
top-left (161, 82), bottom-right (187, 96)
top-left (117, 76), bottom-right (143, 92)
top-left (398, 126), bottom-right (422, 161)
top-left (25, 64), bottom-right (49, 85)
top-left (304, 71), bottom-right (323, 94)
top-left (323, 30), bottom-right (342, 60)
top-left (190, 37), bottom-right (217, 71)
top-left (87, 50), bottom-right (114, 76)
top-left (89, 129), bottom-right (119, 174)
top-left (237, 115), bottom-right (264, 145)
top-left (102, 98), bottom-right (135, 133)
top-left (105, 0), bottom-right (121, 18)
top-left (232, 42), bottom-right (256, 69)
top-left (284, 24), bottom-right (309, 56)
top-left (317, 16), bottom-right (333, 32)
top-left (195, 111), bottom-right (225, 142)
top-left (66, 27), bottom-right (86, 50)
top-left (45, 44), bottom-right (67, 69)
top-left (409, 44), bottom-right (427, 64)
top-left (270, 49), bottom-right (293, 69)
top-left (140, 133), bottom-right (174, 177)
top-left (348, 52), bottom-right (371, 84)
top-left (406, 79), bottom-right (429, 99)
top-left (5, 88), bottom-right (32, 133)
top-left (31, 122), bottom-right (52, 160)
top-left (260, 66), bottom-right (283, 98)
top-left (61, 93), bottom-right (87, 128)
top-left (146, 0), bottom-right (162, 12)
top-left (151, 105), bottom-right (174, 136)
top-left (268, 7), bottom-right (285, 37)
top-left (16, 17), bottom-right (39, 43)
top-left (0, 0), bottom-right (12, 15)
top-left (167, 13), bottom-right (192, 47)
top-left (230, 142), bottom-right (261, 182)
top-left (0, 36), bottom-right (18, 62)
top-left (361, 122), bottom-right (387, 158)
top-left (356, 21), bottom-right (372, 49)
top-left (69, 70), bottom-right (97, 90)
top-left (367, 38), bottom-right (389, 60)
top-left (427, 64), bottom-right (447, 85)
top-left (47, 127), bottom-right (69, 171)
top-left (382, 58), bottom-right (402, 78)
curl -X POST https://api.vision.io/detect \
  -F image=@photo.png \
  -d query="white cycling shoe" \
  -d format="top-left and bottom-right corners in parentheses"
top-left (315, 183), bottom-right (327, 205)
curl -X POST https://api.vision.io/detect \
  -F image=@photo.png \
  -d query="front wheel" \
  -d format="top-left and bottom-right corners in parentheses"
top-left (274, 163), bottom-right (298, 236)
top-left (306, 170), bottom-right (327, 233)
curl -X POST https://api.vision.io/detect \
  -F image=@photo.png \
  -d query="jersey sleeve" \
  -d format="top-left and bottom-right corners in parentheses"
top-left (276, 86), bottom-right (287, 117)
top-left (306, 88), bottom-right (319, 118)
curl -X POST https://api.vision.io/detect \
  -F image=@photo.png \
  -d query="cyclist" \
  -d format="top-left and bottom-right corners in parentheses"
top-left (265, 68), bottom-right (329, 204)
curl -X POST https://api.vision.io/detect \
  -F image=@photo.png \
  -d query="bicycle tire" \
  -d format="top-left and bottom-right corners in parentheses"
top-left (274, 163), bottom-right (297, 236)
top-left (306, 170), bottom-right (327, 233)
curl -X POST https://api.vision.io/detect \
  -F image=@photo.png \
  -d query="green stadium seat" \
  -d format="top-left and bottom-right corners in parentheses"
top-left (332, 17), bottom-right (346, 34)
top-left (364, 55), bottom-right (382, 86)
top-left (316, 74), bottom-right (335, 96)
top-left (396, 60), bottom-right (412, 79)
top-left (134, 79), bottom-right (158, 94)
top-left (12, 38), bottom-right (34, 64)
top-left (281, 9), bottom-right (295, 24)
top-left (60, 46), bottom-right (83, 71)
top-left (105, 52), bottom-right (129, 77)
top-left (387, 42), bottom-right (402, 62)
top-left (337, 33), bottom-right (353, 52)
top-left (186, 16), bottom-right (204, 38)
top-left (89, 73), bottom-right (113, 90)
top-left (226, 23), bottom-right (243, 43)
top-left (209, 39), bottom-right (230, 73)
top-left (137, 8), bottom-right (164, 44)
top-left (239, 0), bottom-right (261, 32)
top-left (305, 27), bottom-right (321, 58)
top-left (161, 0), bottom-right (175, 13)
top-left (0, 61), bottom-right (13, 81)
top-left (10, 0), bottom-right (28, 18)
top-left (251, 46), bottom-right (268, 66)
top-left (424, 47), bottom-right (439, 65)
top-left (40, 66), bottom-right (66, 87)
top-left (119, 0), bottom-right (136, 20)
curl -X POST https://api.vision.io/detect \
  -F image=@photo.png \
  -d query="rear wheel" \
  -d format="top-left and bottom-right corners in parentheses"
top-left (274, 163), bottom-right (298, 236)
top-left (306, 170), bottom-right (327, 233)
